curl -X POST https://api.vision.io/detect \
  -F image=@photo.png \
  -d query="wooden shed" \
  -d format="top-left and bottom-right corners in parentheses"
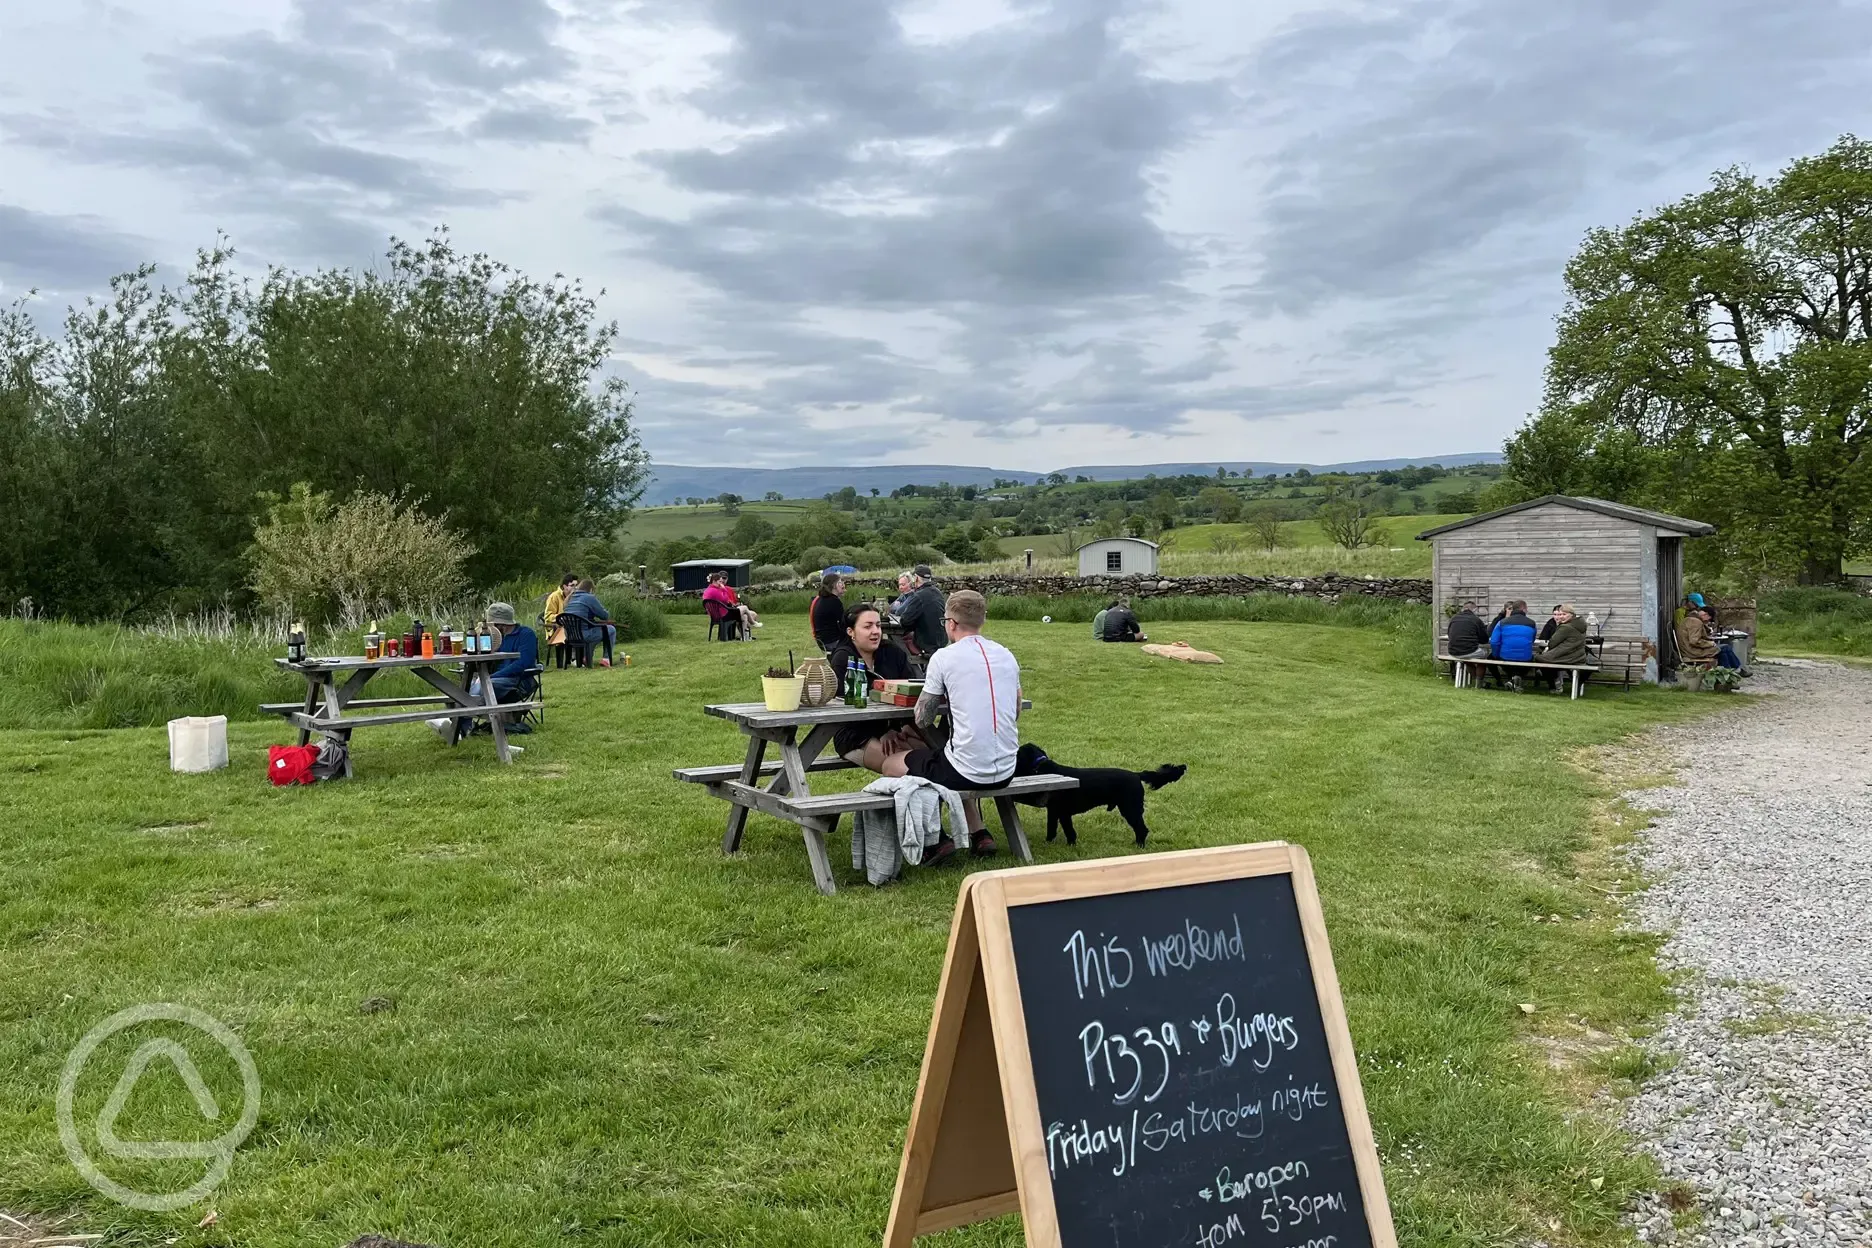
top-left (1417, 496), bottom-right (1715, 683)
top-left (1077, 537), bottom-right (1159, 577)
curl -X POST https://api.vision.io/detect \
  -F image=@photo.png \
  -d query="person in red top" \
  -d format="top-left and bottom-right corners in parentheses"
top-left (702, 571), bottom-right (761, 635)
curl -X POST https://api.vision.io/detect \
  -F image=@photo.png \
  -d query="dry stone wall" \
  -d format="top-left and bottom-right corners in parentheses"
top-left (662, 572), bottom-right (1431, 604)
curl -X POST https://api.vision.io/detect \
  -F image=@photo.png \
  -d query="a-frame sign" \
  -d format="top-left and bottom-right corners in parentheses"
top-left (885, 842), bottom-right (1396, 1248)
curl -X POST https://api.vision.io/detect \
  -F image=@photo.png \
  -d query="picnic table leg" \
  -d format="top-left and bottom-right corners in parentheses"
top-left (296, 677), bottom-right (318, 746)
top-left (478, 667), bottom-right (513, 763)
top-left (722, 734), bottom-right (767, 854)
top-left (801, 816), bottom-right (838, 895)
top-left (314, 674), bottom-right (354, 778)
top-left (994, 796), bottom-right (1034, 864)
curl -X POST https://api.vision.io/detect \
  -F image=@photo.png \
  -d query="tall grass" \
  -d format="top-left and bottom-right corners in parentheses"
top-left (1757, 587), bottom-right (1872, 657)
top-left (944, 545), bottom-right (1429, 579)
top-left (0, 597), bottom-right (670, 730)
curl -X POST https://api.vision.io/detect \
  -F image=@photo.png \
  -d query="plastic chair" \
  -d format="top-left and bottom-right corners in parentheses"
top-left (705, 600), bottom-right (741, 642)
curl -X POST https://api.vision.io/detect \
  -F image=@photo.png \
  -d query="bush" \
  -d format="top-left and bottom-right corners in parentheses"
top-left (249, 483), bottom-right (474, 627)
top-left (1757, 586), bottom-right (1872, 657)
top-left (753, 564), bottom-right (798, 584)
top-left (592, 593), bottom-right (669, 640)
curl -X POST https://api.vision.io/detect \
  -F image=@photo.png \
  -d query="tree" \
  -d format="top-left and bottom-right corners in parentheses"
top-left (730, 513), bottom-right (776, 551)
top-left (1533, 135), bottom-right (1872, 583)
top-left (763, 490), bottom-right (784, 502)
top-left (716, 492), bottom-right (743, 515)
top-left (1318, 497), bottom-right (1383, 549)
top-left (869, 486), bottom-right (880, 497)
top-left (1197, 486), bottom-right (1243, 523)
top-left (1245, 503), bottom-right (1288, 552)
top-left (686, 497), bottom-right (703, 510)
top-left (1046, 471), bottom-right (1068, 487)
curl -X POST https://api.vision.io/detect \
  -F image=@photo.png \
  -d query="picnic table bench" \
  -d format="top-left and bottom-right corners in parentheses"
top-left (263, 652), bottom-right (539, 774)
top-left (1435, 651), bottom-right (1600, 699)
top-left (678, 701), bottom-right (1075, 895)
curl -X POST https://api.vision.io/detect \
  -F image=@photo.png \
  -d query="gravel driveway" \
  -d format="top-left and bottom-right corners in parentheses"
top-left (1623, 658), bottom-right (1872, 1246)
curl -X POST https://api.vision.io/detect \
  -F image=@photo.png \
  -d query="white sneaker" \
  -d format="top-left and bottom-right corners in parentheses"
top-left (427, 717), bottom-right (454, 743)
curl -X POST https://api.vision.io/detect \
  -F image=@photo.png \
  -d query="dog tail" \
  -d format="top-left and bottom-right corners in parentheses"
top-left (1140, 764), bottom-right (1186, 790)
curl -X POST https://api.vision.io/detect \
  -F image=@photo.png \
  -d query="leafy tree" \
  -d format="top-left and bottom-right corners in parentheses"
top-left (249, 482), bottom-right (474, 626)
top-left (716, 492), bottom-right (743, 515)
top-left (1318, 496), bottom-right (1383, 549)
top-left (1532, 135), bottom-right (1872, 583)
top-left (1245, 502), bottom-right (1288, 552)
top-left (730, 513), bottom-right (776, 551)
top-left (1046, 471), bottom-right (1068, 487)
top-left (869, 486), bottom-right (880, 497)
top-left (763, 490), bottom-right (785, 502)
top-left (164, 233), bottom-right (646, 590)
top-left (1198, 486), bottom-right (1243, 523)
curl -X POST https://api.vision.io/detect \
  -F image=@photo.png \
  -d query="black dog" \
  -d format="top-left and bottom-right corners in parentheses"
top-left (1016, 743), bottom-right (1187, 846)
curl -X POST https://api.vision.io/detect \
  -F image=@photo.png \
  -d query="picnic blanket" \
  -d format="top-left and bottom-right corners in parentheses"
top-left (850, 775), bottom-right (969, 885)
top-left (1141, 641), bottom-right (1223, 664)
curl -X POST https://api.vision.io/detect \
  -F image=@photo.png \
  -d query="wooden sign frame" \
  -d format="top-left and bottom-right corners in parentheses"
top-left (884, 841), bottom-right (1397, 1247)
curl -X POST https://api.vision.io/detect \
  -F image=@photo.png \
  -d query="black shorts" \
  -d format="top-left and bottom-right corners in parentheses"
top-left (903, 747), bottom-right (1011, 793)
top-left (833, 722), bottom-right (892, 757)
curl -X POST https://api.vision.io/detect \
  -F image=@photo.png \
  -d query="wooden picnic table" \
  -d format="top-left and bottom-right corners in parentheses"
top-left (676, 700), bottom-right (1074, 895)
top-left (1436, 651), bottom-right (1600, 698)
top-left (264, 652), bottom-right (540, 775)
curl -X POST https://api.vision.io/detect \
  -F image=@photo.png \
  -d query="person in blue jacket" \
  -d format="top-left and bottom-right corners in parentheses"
top-left (1489, 599), bottom-right (1538, 691)
top-left (432, 601), bottom-right (538, 741)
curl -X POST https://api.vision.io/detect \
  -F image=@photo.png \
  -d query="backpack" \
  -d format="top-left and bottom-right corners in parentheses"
top-left (267, 744), bottom-right (320, 786)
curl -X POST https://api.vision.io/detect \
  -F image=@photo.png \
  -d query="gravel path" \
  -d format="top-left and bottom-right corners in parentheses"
top-left (1622, 658), bottom-right (1872, 1247)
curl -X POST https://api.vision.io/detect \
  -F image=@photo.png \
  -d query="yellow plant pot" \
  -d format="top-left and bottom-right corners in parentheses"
top-left (762, 675), bottom-right (806, 712)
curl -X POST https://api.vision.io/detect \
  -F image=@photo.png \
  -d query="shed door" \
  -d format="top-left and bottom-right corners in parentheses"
top-left (1657, 537), bottom-right (1682, 671)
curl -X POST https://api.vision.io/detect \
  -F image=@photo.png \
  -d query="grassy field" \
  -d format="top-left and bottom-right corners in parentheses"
top-left (617, 502), bottom-right (812, 548)
top-left (0, 612), bottom-right (1721, 1247)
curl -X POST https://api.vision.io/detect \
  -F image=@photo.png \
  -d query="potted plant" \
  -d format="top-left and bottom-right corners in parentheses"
top-left (1708, 667), bottom-right (1742, 693)
top-left (762, 666), bottom-right (806, 712)
top-left (1679, 667), bottom-right (1707, 692)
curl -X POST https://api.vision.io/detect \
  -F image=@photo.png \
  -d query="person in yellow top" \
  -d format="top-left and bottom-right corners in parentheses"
top-left (542, 573), bottom-right (579, 647)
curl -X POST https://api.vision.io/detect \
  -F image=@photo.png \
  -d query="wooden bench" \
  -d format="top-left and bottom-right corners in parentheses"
top-left (1436, 652), bottom-right (1599, 699)
top-left (697, 771), bottom-right (1079, 895)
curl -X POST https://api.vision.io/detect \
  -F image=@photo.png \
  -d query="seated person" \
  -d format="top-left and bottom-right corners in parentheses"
top-left (1091, 602), bottom-right (1110, 639)
top-left (1534, 603), bottom-right (1590, 690)
top-left (1099, 597), bottom-right (1147, 642)
top-left (886, 590), bottom-right (1020, 861)
top-left (434, 601), bottom-right (537, 740)
top-left (1445, 601), bottom-right (1488, 657)
top-left (703, 571), bottom-right (761, 635)
top-left (564, 578), bottom-right (618, 666)
top-left (810, 572), bottom-right (846, 653)
top-left (1676, 606), bottom-right (1718, 666)
top-left (894, 567), bottom-right (947, 656)
top-left (1488, 600), bottom-right (1537, 688)
top-left (889, 571), bottom-right (915, 617)
top-left (543, 573), bottom-right (577, 629)
top-left (826, 605), bottom-right (922, 772)
top-left (1537, 604), bottom-right (1564, 644)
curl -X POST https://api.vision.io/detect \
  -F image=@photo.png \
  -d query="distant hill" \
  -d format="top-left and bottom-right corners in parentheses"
top-left (644, 453), bottom-right (1501, 504)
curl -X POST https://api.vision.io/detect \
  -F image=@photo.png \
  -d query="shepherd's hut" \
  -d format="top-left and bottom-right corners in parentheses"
top-left (1417, 496), bottom-right (1715, 683)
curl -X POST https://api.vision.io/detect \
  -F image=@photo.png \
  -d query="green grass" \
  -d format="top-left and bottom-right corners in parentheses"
top-left (617, 502), bottom-right (814, 548)
top-left (1755, 587), bottom-right (1872, 658)
top-left (0, 621), bottom-right (1711, 1246)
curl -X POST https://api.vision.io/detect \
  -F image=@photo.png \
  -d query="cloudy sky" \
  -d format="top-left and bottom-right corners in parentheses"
top-left (4, 0), bottom-right (1869, 471)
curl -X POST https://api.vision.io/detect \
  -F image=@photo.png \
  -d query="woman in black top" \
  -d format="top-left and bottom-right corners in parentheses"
top-left (810, 572), bottom-right (846, 652)
top-left (826, 604), bottom-right (919, 770)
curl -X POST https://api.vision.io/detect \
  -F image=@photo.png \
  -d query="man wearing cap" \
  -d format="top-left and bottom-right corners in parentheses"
top-left (432, 602), bottom-right (537, 741)
top-left (894, 564), bottom-right (947, 656)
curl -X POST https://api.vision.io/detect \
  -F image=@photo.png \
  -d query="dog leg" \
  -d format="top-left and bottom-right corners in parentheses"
top-left (1120, 799), bottom-right (1151, 846)
top-left (1062, 813), bottom-right (1078, 845)
top-left (1046, 803), bottom-right (1060, 842)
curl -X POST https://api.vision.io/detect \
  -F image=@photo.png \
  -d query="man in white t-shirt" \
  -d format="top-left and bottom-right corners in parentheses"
top-left (884, 589), bottom-right (1020, 861)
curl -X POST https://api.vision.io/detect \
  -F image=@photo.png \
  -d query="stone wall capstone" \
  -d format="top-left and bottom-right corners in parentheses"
top-left (659, 572), bottom-right (1430, 605)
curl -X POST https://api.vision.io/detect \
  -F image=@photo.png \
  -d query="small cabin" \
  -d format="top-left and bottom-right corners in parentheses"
top-left (1077, 537), bottom-right (1159, 578)
top-left (670, 558), bottom-right (752, 593)
top-left (1418, 496), bottom-right (1715, 682)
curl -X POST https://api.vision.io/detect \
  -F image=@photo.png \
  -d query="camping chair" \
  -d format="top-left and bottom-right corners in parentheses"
top-left (554, 614), bottom-right (595, 668)
top-left (704, 599), bottom-right (742, 642)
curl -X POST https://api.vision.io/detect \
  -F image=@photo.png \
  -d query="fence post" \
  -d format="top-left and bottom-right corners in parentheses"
top-left (1024, 548), bottom-right (1034, 571)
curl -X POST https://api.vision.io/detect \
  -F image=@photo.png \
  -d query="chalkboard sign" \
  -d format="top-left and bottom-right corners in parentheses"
top-left (885, 843), bottom-right (1395, 1248)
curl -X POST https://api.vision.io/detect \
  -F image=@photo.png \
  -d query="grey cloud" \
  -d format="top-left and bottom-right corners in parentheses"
top-left (470, 103), bottom-right (594, 143)
top-left (0, 204), bottom-right (152, 289)
top-left (1240, 0), bottom-right (1872, 313)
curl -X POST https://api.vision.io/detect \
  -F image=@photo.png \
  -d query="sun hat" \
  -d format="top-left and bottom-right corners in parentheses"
top-left (487, 601), bottom-right (517, 625)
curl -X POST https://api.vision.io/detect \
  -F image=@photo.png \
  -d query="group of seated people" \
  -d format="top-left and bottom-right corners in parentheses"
top-left (702, 571), bottom-right (761, 638)
top-left (822, 589), bottom-right (1022, 864)
top-left (1675, 592), bottom-right (1746, 672)
top-left (810, 565), bottom-right (945, 657)
top-left (543, 574), bottom-right (620, 667)
top-left (1091, 597), bottom-right (1146, 643)
top-left (1446, 599), bottom-right (1592, 692)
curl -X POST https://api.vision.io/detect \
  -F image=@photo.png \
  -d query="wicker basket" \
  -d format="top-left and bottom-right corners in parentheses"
top-left (796, 656), bottom-right (838, 707)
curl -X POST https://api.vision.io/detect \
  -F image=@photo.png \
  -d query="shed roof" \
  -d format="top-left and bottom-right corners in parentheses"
top-left (670, 558), bottom-right (754, 567)
top-left (1416, 495), bottom-right (1715, 540)
top-left (1081, 537), bottom-right (1160, 550)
